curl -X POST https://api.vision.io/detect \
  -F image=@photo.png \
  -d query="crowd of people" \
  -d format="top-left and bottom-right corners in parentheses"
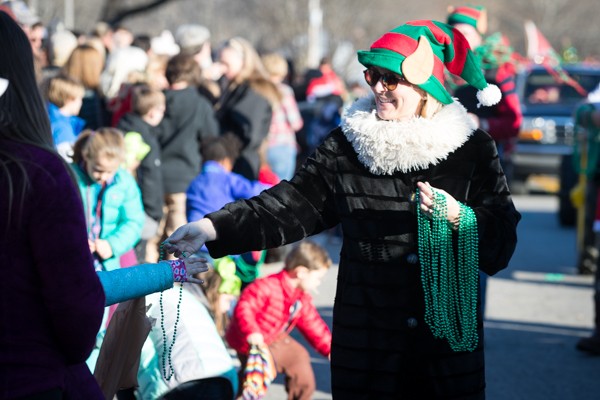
top-left (0, 0), bottom-right (528, 399)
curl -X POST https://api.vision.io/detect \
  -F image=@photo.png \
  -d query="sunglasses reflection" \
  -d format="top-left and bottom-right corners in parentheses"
top-left (363, 68), bottom-right (406, 91)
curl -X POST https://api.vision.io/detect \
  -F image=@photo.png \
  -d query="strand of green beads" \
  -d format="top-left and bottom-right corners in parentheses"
top-left (158, 244), bottom-right (184, 380)
top-left (161, 284), bottom-right (183, 380)
top-left (435, 192), bottom-right (451, 340)
top-left (416, 189), bottom-right (480, 352)
top-left (417, 189), bottom-right (435, 335)
top-left (457, 203), bottom-right (479, 351)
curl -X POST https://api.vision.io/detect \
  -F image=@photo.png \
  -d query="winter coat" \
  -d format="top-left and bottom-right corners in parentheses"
top-left (454, 64), bottom-right (523, 155)
top-left (72, 164), bottom-right (145, 272)
top-left (206, 97), bottom-right (521, 399)
top-left (0, 141), bottom-right (105, 398)
top-left (216, 81), bottom-right (272, 180)
top-left (185, 160), bottom-right (270, 222)
top-left (117, 113), bottom-right (164, 222)
top-left (79, 88), bottom-right (110, 130)
top-left (137, 286), bottom-right (238, 400)
top-left (225, 270), bottom-right (331, 357)
top-left (157, 87), bottom-right (219, 194)
top-left (48, 102), bottom-right (86, 146)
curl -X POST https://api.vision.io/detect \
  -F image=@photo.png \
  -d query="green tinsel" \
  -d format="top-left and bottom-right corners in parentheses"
top-left (417, 188), bottom-right (479, 352)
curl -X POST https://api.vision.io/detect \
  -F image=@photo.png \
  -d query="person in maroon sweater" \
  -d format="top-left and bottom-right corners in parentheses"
top-left (225, 241), bottom-right (332, 400)
top-left (0, 10), bottom-right (106, 400)
top-left (0, 12), bottom-right (211, 400)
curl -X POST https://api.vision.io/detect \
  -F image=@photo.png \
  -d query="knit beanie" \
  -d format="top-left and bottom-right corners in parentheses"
top-left (175, 24), bottom-right (210, 55)
top-left (357, 20), bottom-right (501, 107)
top-left (446, 5), bottom-right (487, 35)
top-left (476, 32), bottom-right (514, 69)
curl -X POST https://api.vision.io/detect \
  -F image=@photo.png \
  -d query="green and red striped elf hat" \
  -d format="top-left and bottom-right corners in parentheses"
top-left (446, 5), bottom-right (488, 35)
top-left (357, 20), bottom-right (501, 107)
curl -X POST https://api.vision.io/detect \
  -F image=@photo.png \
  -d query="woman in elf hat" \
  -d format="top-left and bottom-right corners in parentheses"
top-left (165, 20), bottom-right (520, 399)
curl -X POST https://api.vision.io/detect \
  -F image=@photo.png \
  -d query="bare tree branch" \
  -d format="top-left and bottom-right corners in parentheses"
top-left (101, 0), bottom-right (175, 26)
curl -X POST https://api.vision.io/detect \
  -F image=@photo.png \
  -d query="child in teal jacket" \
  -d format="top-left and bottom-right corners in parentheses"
top-left (71, 127), bottom-right (145, 272)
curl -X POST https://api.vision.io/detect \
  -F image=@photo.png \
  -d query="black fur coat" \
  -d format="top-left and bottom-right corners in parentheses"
top-left (207, 97), bottom-right (521, 399)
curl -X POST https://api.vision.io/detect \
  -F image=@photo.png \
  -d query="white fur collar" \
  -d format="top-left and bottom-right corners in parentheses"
top-left (341, 96), bottom-right (476, 175)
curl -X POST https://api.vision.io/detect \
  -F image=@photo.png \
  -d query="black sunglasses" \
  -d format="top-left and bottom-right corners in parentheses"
top-left (363, 68), bottom-right (406, 91)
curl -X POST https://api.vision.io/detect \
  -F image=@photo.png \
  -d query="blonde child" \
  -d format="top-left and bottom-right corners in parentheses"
top-left (225, 241), bottom-right (332, 400)
top-left (71, 128), bottom-right (145, 272)
top-left (44, 73), bottom-right (86, 161)
top-left (71, 127), bottom-right (145, 370)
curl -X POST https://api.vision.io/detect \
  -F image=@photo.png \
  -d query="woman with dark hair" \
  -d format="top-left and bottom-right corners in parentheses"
top-left (0, 10), bottom-right (105, 399)
top-left (0, 11), bottom-right (207, 399)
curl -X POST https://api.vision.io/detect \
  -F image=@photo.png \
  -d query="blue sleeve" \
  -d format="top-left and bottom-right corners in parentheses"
top-left (186, 178), bottom-right (204, 222)
top-left (97, 262), bottom-right (173, 306)
top-left (229, 172), bottom-right (271, 200)
top-left (51, 119), bottom-right (77, 146)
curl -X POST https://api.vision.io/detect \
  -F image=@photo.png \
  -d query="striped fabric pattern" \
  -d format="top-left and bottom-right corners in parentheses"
top-left (242, 344), bottom-right (277, 400)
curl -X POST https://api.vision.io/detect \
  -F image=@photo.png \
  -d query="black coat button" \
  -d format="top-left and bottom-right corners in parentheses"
top-left (407, 317), bottom-right (418, 329)
top-left (406, 253), bottom-right (418, 264)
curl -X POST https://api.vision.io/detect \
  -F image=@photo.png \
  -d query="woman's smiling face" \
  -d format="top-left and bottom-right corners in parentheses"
top-left (369, 67), bottom-right (425, 121)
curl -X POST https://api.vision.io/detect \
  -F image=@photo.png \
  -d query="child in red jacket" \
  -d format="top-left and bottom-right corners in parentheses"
top-left (225, 240), bottom-right (332, 400)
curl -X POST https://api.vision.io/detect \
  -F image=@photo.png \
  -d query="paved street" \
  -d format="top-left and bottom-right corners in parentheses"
top-left (260, 195), bottom-right (600, 400)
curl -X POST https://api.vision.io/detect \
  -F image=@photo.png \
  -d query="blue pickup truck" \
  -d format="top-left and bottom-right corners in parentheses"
top-left (512, 63), bottom-right (600, 225)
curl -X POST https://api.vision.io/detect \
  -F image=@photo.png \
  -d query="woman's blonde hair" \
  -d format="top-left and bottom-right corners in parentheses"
top-left (220, 37), bottom-right (282, 106)
top-left (261, 52), bottom-right (289, 80)
top-left (72, 127), bottom-right (126, 165)
top-left (421, 93), bottom-right (444, 119)
top-left (62, 44), bottom-right (104, 90)
top-left (200, 269), bottom-right (229, 335)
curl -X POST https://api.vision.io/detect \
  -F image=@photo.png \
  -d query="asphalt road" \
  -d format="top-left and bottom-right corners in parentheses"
top-left (260, 194), bottom-right (600, 400)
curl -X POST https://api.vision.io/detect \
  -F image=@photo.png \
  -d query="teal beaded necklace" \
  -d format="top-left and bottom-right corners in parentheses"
top-left (416, 188), bottom-right (479, 352)
top-left (158, 244), bottom-right (184, 380)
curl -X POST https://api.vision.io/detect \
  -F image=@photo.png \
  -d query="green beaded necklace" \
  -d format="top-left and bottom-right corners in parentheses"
top-left (158, 244), bottom-right (184, 380)
top-left (416, 188), bottom-right (479, 352)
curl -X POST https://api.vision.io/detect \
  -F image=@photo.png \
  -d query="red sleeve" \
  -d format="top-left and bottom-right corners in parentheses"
top-left (486, 65), bottom-right (523, 141)
top-left (233, 277), bottom-right (271, 339)
top-left (295, 293), bottom-right (331, 357)
top-left (259, 165), bottom-right (281, 186)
